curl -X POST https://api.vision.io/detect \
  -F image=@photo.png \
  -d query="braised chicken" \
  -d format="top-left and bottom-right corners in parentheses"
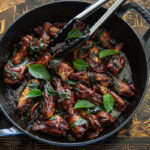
top-left (3, 20), bottom-right (136, 141)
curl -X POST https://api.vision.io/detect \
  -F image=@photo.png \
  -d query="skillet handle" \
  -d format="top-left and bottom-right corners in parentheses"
top-left (0, 106), bottom-right (23, 136)
top-left (0, 127), bottom-right (23, 137)
top-left (117, 2), bottom-right (150, 43)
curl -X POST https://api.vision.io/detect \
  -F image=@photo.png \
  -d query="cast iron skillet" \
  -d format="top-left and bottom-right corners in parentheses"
top-left (0, 0), bottom-right (150, 147)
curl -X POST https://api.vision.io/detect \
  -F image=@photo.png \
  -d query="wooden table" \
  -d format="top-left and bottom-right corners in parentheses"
top-left (0, 0), bottom-right (150, 149)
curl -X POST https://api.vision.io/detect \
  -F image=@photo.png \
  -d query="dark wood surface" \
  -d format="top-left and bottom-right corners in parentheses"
top-left (0, 0), bottom-right (150, 149)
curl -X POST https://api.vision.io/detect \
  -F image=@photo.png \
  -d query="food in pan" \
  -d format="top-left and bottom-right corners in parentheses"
top-left (3, 20), bottom-right (135, 141)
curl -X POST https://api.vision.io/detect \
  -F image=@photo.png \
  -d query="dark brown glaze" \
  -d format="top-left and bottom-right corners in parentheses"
top-left (36, 52), bottom-right (51, 68)
top-left (107, 55), bottom-right (125, 75)
top-left (99, 29), bottom-right (111, 48)
top-left (12, 35), bottom-right (33, 65)
top-left (3, 60), bottom-right (32, 84)
top-left (98, 85), bottom-right (128, 111)
top-left (17, 79), bottom-right (40, 113)
top-left (114, 78), bottom-right (135, 98)
top-left (70, 71), bottom-right (112, 86)
top-left (96, 111), bottom-right (114, 125)
top-left (89, 92), bottom-right (103, 106)
top-left (43, 82), bottom-right (55, 119)
top-left (53, 60), bottom-right (74, 81)
top-left (87, 58), bottom-right (106, 73)
top-left (75, 83), bottom-right (94, 99)
top-left (32, 115), bottom-right (69, 136)
top-left (53, 78), bottom-right (75, 111)
top-left (69, 114), bottom-right (88, 139)
top-left (30, 102), bottom-right (40, 119)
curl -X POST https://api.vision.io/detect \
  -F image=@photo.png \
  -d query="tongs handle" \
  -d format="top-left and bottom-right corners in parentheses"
top-left (90, 0), bottom-right (127, 35)
top-left (50, 0), bottom-right (108, 47)
top-left (75, 0), bottom-right (108, 20)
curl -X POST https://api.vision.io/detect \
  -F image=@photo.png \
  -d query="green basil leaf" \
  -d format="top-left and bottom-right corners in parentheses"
top-left (80, 42), bottom-right (94, 52)
top-left (28, 64), bottom-right (50, 81)
top-left (65, 80), bottom-right (77, 85)
top-left (71, 117), bottom-right (88, 128)
top-left (99, 49), bottom-right (119, 59)
top-left (110, 74), bottom-right (120, 92)
top-left (58, 90), bottom-right (70, 100)
top-left (49, 115), bottom-right (56, 121)
top-left (28, 82), bottom-right (40, 91)
top-left (26, 89), bottom-right (43, 98)
top-left (74, 100), bottom-right (95, 109)
top-left (17, 59), bottom-right (29, 67)
top-left (103, 94), bottom-right (114, 113)
top-left (73, 59), bottom-right (89, 71)
top-left (4, 67), bottom-right (18, 79)
top-left (66, 30), bottom-right (84, 40)
top-left (86, 106), bottom-right (104, 115)
top-left (30, 39), bottom-right (45, 52)
top-left (8, 60), bottom-right (15, 67)
top-left (45, 82), bottom-right (57, 96)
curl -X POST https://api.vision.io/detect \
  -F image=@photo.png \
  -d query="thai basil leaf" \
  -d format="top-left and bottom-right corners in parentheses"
top-left (99, 49), bottom-right (119, 59)
top-left (49, 115), bottom-right (56, 121)
top-left (73, 59), bottom-right (89, 71)
top-left (65, 80), bottom-right (77, 85)
top-left (71, 117), bottom-right (88, 128)
top-left (66, 30), bottom-right (84, 40)
top-left (86, 106), bottom-right (104, 115)
top-left (28, 82), bottom-right (40, 91)
top-left (28, 64), bottom-right (50, 81)
top-left (30, 39), bottom-right (45, 52)
top-left (45, 82), bottom-right (57, 96)
top-left (103, 94), bottom-right (114, 113)
top-left (58, 90), bottom-right (70, 100)
top-left (74, 100), bottom-right (95, 109)
top-left (110, 74), bottom-right (120, 92)
top-left (4, 67), bottom-right (18, 79)
top-left (80, 42), bottom-right (94, 52)
top-left (17, 59), bottom-right (29, 66)
top-left (8, 60), bottom-right (15, 67)
top-left (46, 82), bottom-right (70, 100)
top-left (26, 89), bottom-right (43, 98)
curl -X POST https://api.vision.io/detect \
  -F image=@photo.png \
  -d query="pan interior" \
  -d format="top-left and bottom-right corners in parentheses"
top-left (0, 1), bottom-right (147, 144)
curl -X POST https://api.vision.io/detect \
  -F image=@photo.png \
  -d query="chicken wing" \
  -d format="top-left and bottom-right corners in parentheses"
top-left (32, 114), bottom-right (69, 136)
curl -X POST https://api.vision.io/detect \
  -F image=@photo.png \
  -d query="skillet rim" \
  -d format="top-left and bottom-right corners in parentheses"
top-left (0, 0), bottom-right (149, 147)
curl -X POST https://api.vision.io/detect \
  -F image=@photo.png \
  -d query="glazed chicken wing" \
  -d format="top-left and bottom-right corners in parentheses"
top-left (36, 52), bottom-right (51, 68)
top-left (17, 79), bottom-right (40, 113)
top-left (53, 60), bottom-right (73, 81)
top-left (114, 78), bottom-right (135, 98)
top-left (69, 114), bottom-right (88, 139)
top-left (98, 85), bottom-right (128, 111)
top-left (75, 83), bottom-right (94, 99)
top-left (43, 82), bottom-right (55, 119)
top-left (12, 35), bottom-right (33, 65)
top-left (107, 55), bottom-right (125, 75)
top-left (53, 78), bottom-right (75, 111)
top-left (70, 71), bottom-right (112, 86)
top-left (3, 59), bottom-right (32, 84)
top-left (32, 114), bottom-right (69, 136)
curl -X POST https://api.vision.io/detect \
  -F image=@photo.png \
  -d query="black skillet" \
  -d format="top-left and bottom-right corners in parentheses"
top-left (0, 0), bottom-right (150, 147)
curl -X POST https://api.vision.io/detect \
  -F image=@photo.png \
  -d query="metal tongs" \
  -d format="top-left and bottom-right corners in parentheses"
top-left (51, 0), bottom-right (126, 57)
